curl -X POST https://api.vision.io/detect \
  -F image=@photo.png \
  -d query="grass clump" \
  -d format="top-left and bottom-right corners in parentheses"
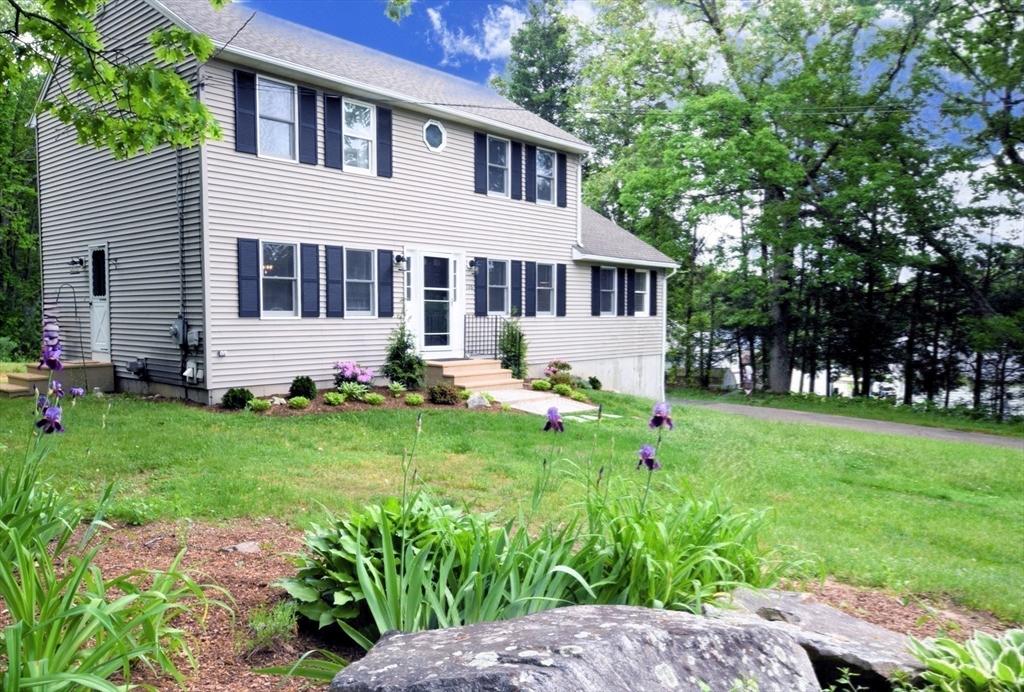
top-left (237, 600), bottom-right (298, 658)
top-left (404, 393), bottom-right (424, 406)
top-left (222, 388), bottom-right (254, 410)
top-left (288, 397), bottom-right (309, 410)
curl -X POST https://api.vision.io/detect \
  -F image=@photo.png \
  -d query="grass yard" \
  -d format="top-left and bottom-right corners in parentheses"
top-left (0, 361), bottom-right (26, 384)
top-left (0, 391), bottom-right (1021, 622)
top-left (667, 387), bottom-right (1024, 438)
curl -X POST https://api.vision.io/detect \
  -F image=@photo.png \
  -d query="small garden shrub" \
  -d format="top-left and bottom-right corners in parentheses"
top-left (388, 382), bottom-right (407, 398)
top-left (903, 629), bottom-right (1024, 692)
top-left (288, 396), bottom-right (310, 410)
top-left (248, 398), bottom-right (271, 413)
top-left (588, 376), bottom-right (602, 390)
top-left (482, 393), bottom-right (496, 404)
top-left (501, 403), bottom-right (512, 412)
top-left (338, 382), bottom-right (369, 402)
top-left (427, 382), bottom-right (460, 405)
top-left (544, 359), bottom-right (572, 377)
top-left (552, 383), bottom-right (573, 396)
top-left (222, 387), bottom-right (254, 410)
top-left (364, 393), bottom-right (385, 406)
top-left (570, 376), bottom-right (592, 390)
top-left (323, 392), bottom-right (345, 406)
top-left (548, 373), bottom-right (573, 387)
top-left (334, 361), bottom-right (373, 387)
top-left (289, 375), bottom-right (317, 400)
top-left (570, 390), bottom-right (587, 402)
top-left (237, 600), bottom-right (298, 658)
top-left (404, 393), bottom-right (424, 406)
top-left (459, 389), bottom-right (473, 400)
top-left (498, 315), bottom-right (528, 379)
top-left (381, 318), bottom-right (425, 389)
top-left (531, 379), bottom-right (552, 391)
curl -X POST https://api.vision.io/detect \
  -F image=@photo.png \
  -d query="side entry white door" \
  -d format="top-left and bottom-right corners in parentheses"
top-left (88, 244), bottom-right (111, 362)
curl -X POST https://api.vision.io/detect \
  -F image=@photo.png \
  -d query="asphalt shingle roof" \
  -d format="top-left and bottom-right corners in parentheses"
top-left (577, 207), bottom-right (677, 266)
top-left (154, 0), bottom-right (587, 149)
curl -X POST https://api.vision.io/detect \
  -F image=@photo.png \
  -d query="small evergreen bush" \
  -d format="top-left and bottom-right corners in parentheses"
top-left (571, 376), bottom-right (592, 390)
top-left (531, 379), bottom-right (552, 391)
top-left (364, 393), bottom-right (385, 406)
top-left (498, 315), bottom-right (528, 379)
top-left (222, 387), bottom-right (254, 410)
top-left (289, 376), bottom-right (317, 400)
top-left (427, 382), bottom-right (460, 405)
top-left (324, 392), bottom-right (345, 406)
top-left (404, 393), bottom-right (424, 406)
top-left (381, 318), bottom-right (425, 389)
top-left (288, 396), bottom-right (310, 409)
top-left (248, 398), bottom-right (271, 413)
top-left (588, 376), bottom-right (602, 390)
top-left (553, 383), bottom-right (572, 396)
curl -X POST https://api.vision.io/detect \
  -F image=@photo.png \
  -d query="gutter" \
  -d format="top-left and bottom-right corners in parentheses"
top-left (661, 265), bottom-right (678, 402)
top-left (571, 247), bottom-right (679, 270)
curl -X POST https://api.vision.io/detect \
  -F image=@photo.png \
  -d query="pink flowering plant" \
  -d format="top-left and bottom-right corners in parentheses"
top-left (334, 360), bottom-right (374, 387)
top-left (543, 359), bottom-right (572, 378)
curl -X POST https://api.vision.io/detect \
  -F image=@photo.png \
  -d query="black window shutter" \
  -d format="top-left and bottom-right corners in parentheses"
top-left (590, 266), bottom-right (600, 317)
top-left (326, 245), bottom-right (345, 317)
top-left (473, 133), bottom-right (487, 194)
top-left (378, 250), bottom-right (394, 317)
top-left (650, 270), bottom-right (658, 316)
top-left (324, 95), bottom-right (342, 169)
top-left (474, 257), bottom-right (488, 316)
top-left (511, 260), bottom-right (523, 316)
top-left (525, 261), bottom-right (537, 317)
top-left (617, 267), bottom-right (626, 316)
top-left (557, 152), bottom-right (568, 208)
top-left (298, 87), bottom-right (318, 165)
top-left (301, 243), bottom-right (320, 317)
top-left (626, 268), bottom-right (636, 316)
top-left (377, 107), bottom-right (393, 178)
top-left (511, 142), bottom-right (522, 200)
top-left (525, 144), bottom-right (537, 203)
top-left (557, 264), bottom-right (567, 317)
top-left (234, 70), bottom-right (257, 155)
top-left (237, 238), bottom-right (260, 317)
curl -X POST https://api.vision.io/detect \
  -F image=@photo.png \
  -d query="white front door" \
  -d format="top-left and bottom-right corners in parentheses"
top-left (88, 244), bottom-right (111, 362)
top-left (408, 249), bottom-right (464, 360)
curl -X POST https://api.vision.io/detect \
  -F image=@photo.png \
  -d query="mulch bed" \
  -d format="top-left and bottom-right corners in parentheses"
top-left (15, 519), bottom-right (1014, 691)
top-left (213, 387), bottom-right (512, 416)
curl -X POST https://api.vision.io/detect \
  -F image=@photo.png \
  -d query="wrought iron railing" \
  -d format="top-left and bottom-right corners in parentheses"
top-left (464, 314), bottom-right (526, 378)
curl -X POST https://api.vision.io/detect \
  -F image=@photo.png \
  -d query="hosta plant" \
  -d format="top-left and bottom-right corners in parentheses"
top-left (288, 396), bottom-right (310, 410)
top-left (338, 382), bottom-right (369, 402)
top-left (323, 392), bottom-right (345, 406)
top-left (905, 629), bottom-right (1024, 692)
top-left (364, 393), bottom-right (385, 406)
top-left (404, 393), bottom-right (424, 406)
top-left (388, 382), bottom-right (407, 398)
top-left (247, 398), bottom-right (271, 413)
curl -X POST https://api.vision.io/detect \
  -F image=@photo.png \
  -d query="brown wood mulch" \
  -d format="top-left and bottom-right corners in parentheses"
top-left (15, 519), bottom-right (1016, 691)
top-left (210, 387), bottom-right (512, 416)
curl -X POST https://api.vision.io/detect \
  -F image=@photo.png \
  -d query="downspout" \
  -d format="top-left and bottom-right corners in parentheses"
top-left (662, 265), bottom-right (678, 402)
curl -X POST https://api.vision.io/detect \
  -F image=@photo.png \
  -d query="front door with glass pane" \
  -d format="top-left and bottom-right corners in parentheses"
top-left (409, 250), bottom-right (464, 359)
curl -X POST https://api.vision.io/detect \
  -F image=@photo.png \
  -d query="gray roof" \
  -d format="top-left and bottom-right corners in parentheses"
top-left (153, 0), bottom-right (587, 149)
top-left (577, 207), bottom-right (677, 266)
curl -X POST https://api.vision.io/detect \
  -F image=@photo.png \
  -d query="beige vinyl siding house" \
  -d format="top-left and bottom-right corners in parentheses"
top-left (34, 0), bottom-right (676, 403)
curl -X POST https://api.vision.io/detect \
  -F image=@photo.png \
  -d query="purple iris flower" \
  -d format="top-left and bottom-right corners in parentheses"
top-left (51, 381), bottom-right (64, 398)
top-left (543, 406), bottom-right (564, 433)
top-left (36, 394), bottom-right (49, 410)
top-left (636, 444), bottom-right (660, 471)
top-left (39, 344), bottom-right (63, 371)
top-left (36, 406), bottom-right (65, 434)
top-left (649, 401), bottom-right (674, 430)
top-left (70, 387), bottom-right (85, 398)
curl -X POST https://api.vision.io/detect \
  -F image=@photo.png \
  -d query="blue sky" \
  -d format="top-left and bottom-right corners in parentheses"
top-left (240, 0), bottom-right (523, 84)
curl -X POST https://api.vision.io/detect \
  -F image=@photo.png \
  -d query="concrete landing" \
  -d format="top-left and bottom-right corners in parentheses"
top-left (481, 387), bottom-right (599, 416)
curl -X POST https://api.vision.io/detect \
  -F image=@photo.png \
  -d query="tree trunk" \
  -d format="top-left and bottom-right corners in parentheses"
top-left (973, 351), bottom-right (984, 409)
top-left (764, 186), bottom-right (794, 394)
top-left (903, 265), bottom-right (924, 405)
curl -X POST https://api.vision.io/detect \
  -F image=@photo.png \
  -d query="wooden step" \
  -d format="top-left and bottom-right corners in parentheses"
top-left (437, 363), bottom-right (510, 378)
top-left (425, 359), bottom-right (502, 370)
top-left (452, 375), bottom-right (524, 390)
top-left (0, 383), bottom-right (31, 399)
top-left (7, 372), bottom-right (50, 387)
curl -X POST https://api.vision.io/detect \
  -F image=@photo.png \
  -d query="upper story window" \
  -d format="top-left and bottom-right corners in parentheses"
top-left (424, 120), bottom-right (447, 151)
top-left (261, 241), bottom-right (298, 316)
top-left (599, 267), bottom-right (616, 315)
top-left (487, 259), bottom-right (508, 314)
top-left (633, 272), bottom-right (647, 314)
top-left (345, 248), bottom-right (376, 315)
top-left (257, 77), bottom-right (297, 160)
top-left (343, 98), bottom-right (375, 173)
top-left (536, 149), bottom-right (555, 204)
top-left (537, 263), bottom-right (555, 315)
top-left (487, 136), bottom-right (509, 197)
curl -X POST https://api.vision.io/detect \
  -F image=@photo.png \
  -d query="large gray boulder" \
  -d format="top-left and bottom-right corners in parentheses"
top-left (707, 589), bottom-right (923, 685)
top-left (329, 605), bottom-right (821, 692)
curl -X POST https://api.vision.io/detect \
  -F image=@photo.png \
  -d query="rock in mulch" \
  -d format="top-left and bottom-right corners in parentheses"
top-left (466, 393), bottom-right (491, 410)
top-left (328, 605), bottom-right (821, 692)
top-left (218, 540), bottom-right (262, 554)
top-left (707, 589), bottom-right (924, 686)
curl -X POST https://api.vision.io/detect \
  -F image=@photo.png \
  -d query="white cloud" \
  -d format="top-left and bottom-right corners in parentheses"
top-left (427, 4), bottom-right (527, 66)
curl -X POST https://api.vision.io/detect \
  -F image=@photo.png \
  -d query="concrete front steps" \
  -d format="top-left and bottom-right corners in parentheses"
top-left (0, 361), bottom-right (115, 399)
top-left (425, 359), bottom-right (523, 391)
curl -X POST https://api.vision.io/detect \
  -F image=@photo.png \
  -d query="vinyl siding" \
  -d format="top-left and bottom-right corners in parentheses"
top-left (36, 0), bottom-right (205, 393)
top-left (201, 59), bottom-right (665, 399)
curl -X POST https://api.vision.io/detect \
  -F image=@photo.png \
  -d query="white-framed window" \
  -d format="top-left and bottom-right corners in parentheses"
top-left (599, 267), bottom-right (616, 316)
top-left (536, 148), bottom-right (556, 204)
top-left (423, 120), bottom-right (447, 152)
top-left (487, 135), bottom-right (509, 197)
top-left (257, 76), bottom-right (297, 161)
top-left (536, 263), bottom-right (555, 315)
top-left (345, 248), bottom-right (376, 316)
top-left (261, 241), bottom-right (298, 317)
top-left (633, 271), bottom-right (647, 314)
top-left (487, 259), bottom-right (509, 314)
top-left (343, 98), bottom-right (375, 173)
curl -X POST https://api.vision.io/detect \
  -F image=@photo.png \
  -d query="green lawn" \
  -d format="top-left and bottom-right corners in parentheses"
top-left (667, 387), bottom-right (1024, 438)
top-left (1, 391), bottom-right (1021, 622)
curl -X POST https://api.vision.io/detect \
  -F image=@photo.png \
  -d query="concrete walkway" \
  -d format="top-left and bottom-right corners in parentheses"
top-left (482, 387), bottom-right (599, 416)
top-left (672, 400), bottom-right (1024, 451)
